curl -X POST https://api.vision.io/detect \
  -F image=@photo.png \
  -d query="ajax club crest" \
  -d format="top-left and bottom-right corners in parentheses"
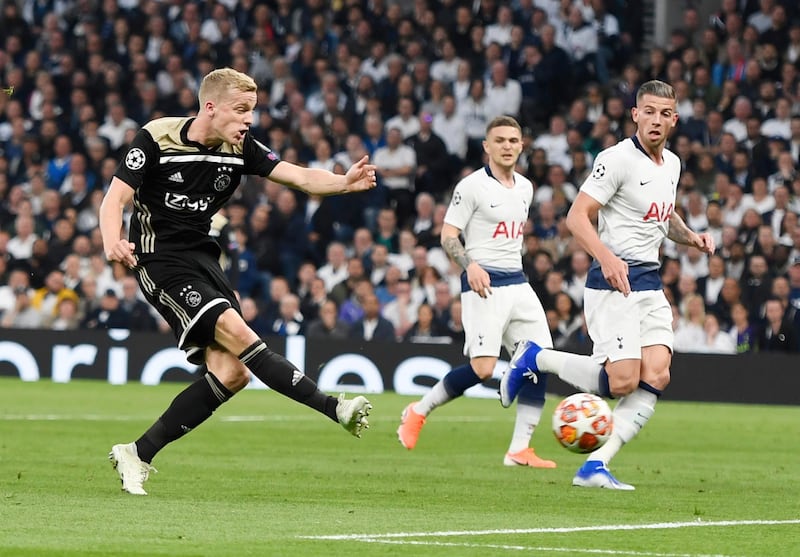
top-left (213, 166), bottom-right (233, 191)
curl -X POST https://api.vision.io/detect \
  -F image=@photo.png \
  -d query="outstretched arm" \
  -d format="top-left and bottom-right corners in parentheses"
top-left (668, 211), bottom-right (715, 254)
top-left (268, 155), bottom-right (377, 196)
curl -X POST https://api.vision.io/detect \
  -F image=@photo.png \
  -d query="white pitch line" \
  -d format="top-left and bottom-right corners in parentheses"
top-left (303, 518), bottom-right (800, 540)
top-left (352, 538), bottom-right (734, 557)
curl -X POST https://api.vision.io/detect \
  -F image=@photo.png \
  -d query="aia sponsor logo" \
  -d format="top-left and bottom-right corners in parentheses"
top-left (642, 202), bottom-right (673, 222)
top-left (492, 220), bottom-right (525, 239)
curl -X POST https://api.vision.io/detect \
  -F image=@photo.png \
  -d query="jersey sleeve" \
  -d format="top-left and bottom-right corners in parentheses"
top-left (243, 134), bottom-right (281, 177)
top-left (578, 148), bottom-right (624, 206)
top-left (113, 129), bottom-right (159, 190)
top-left (443, 178), bottom-right (477, 231)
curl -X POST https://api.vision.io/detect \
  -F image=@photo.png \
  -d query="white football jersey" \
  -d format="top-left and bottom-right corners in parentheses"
top-left (581, 136), bottom-right (680, 265)
top-left (444, 166), bottom-right (532, 272)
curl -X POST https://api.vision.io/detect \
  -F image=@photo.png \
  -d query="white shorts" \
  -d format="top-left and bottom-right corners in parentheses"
top-left (584, 288), bottom-right (673, 365)
top-left (461, 282), bottom-right (552, 359)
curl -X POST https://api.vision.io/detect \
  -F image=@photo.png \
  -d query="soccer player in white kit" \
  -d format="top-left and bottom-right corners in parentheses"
top-left (397, 116), bottom-right (556, 468)
top-left (500, 80), bottom-right (715, 489)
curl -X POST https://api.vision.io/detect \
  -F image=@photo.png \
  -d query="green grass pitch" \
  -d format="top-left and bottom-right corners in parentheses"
top-left (0, 377), bottom-right (798, 556)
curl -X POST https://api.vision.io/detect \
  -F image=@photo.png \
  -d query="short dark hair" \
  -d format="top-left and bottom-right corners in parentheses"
top-left (485, 115), bottom-right (522, 135)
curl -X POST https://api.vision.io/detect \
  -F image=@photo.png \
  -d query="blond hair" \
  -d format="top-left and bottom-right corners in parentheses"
top-left (198, 68), bottom-right (257, 105)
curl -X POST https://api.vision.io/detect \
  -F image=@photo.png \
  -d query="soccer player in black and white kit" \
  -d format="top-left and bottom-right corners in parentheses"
top-left (501, 80), bottom-right (715, 489)
top-left (101, 68), bottom-right (375, 495)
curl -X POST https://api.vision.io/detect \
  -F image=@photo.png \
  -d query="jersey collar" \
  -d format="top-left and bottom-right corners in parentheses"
top-left (484, 164), bottom-right (515, 185)
top-left (630, 134), bottom-right (650, 157)
top-left (181, 117), bottom-right (222, 151)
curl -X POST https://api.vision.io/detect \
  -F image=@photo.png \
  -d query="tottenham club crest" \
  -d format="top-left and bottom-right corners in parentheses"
top-left (181, 285), bottom-right (202, 308)
top-left (125, 148), bottom-right (146, 170)
top-left (213, 166), bottom-right (233, 191)
top-left (592, 162), bottom-right (606, 179)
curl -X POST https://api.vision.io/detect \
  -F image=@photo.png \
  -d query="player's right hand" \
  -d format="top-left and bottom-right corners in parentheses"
top-left (105, 240), bottom-right (137, 269)
top-left (600, 255), bottom-right (630, 297)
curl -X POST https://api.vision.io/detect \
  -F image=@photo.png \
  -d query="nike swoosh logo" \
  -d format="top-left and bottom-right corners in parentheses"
top-left (490, 203), bottom-right (502, 208)
top-left (639, 180), bottom-right (652, 186)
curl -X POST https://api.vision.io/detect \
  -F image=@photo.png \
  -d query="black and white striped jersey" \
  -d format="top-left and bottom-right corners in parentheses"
top-left (114, 117), bottom-right (281, 255)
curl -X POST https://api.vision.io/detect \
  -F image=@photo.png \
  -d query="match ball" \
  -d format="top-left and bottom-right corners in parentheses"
top-left (552, 393), bottom-right (613, 453)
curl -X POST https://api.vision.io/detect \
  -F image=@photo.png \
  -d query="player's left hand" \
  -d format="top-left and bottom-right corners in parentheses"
top-left (466, 262), bottom-right (492, 298)
top-left (693, 232), bottom-right (715, 255)
top-left (345, 155), bottom-right (377, 192)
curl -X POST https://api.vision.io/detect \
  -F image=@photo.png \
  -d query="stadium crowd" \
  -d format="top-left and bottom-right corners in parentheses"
top-left (1, 0), bottom-right (800, 354)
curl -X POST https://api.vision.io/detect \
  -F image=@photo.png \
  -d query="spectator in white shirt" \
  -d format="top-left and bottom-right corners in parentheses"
top-left (429, 41), bottom-right (462, 85)
top-left (761, 97), bottom-right (792, 140)
top-left (306, 72), bottom-right (346, 117)
top-left (675, 80), bottom-right (694, 122)
top-left (97, 102), bottom-right (138, 151)
top-left (684, 190), bottom-right (709, 232)
top-left (679, 246), bottom-right (710, 280)
top-left (697, 313), bottom-right (736, 354)
top-left (433, 94), bottom-right (467, 160)
top-left (317, 242), bottom-right (350, 293)
top-left (746, 176), bottom-right (776, 215)
top-left (360, 41), bottom-right (390, 84)
top-left (746, 0), bottom-right (775, 34)
top-left (533, 114), bottom-right (570, 170)
top-left (373, 127), bottom-right (417, 226)
top-left (767, 151), bottom-right (798, 193)
top-left (722, 183), bottom-right (754, 229)
top-left (381, 279), bottom-right (419, 340)
top-left (483, 5), bottom-right (514, 47)
top-left (309, 138), bottom-right (336, 172)
top-left (673, 293), bottom-right (707, 353)
top-left (384, 97), bottom-right (421, 140)
top-left (484, 60), bottom-right (522, 119)
top-left (0, 269), bottom-right (31, 317)
top-left (722, 96), bottom-right (751, 143)
top-left (6, 214), bottom-right (38, 260)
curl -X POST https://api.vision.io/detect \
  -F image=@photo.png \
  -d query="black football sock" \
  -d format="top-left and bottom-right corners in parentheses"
top-left (135, 368), bottom-right (233, 463)
top-left (238, 341), bottom-right (338, 422)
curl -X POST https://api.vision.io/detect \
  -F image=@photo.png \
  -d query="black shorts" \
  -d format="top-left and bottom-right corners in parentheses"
top-left (134, 250), bottom-right (240, 364)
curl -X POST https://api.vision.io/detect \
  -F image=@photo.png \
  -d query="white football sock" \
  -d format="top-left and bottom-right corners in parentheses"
top-left (507, 402), bottom-right (543, 453)
top-left (537, 349), bottom-right (603, 394)
top-left (590, 388), bottom-right (656, 464)
top-left (413, 381), bottom-right (453, 416)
